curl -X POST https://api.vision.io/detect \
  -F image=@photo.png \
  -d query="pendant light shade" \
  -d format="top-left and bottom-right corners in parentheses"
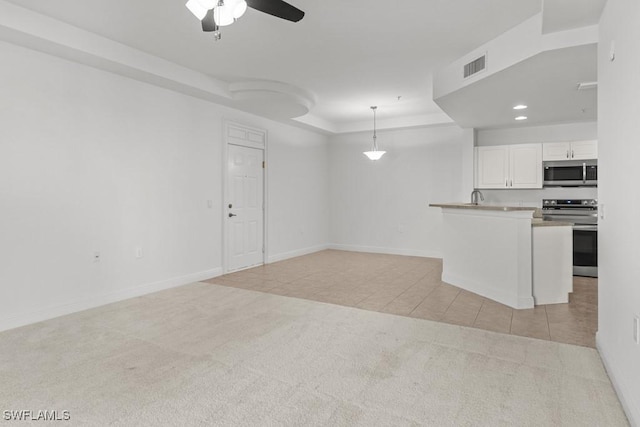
top-left (363, 106), bottom-right (386, 160)
top-left (363, 150), bottom-right (385, 160)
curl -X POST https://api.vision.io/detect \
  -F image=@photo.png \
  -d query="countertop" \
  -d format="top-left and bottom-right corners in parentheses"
top-left (430, 202), bottom-right (538, 211)
top-left (429, 203), bottom-right (572, 227)
top-left (430, 203), bottom-right (541, 215)
top-left (531, 219), bottom-right (573, 227)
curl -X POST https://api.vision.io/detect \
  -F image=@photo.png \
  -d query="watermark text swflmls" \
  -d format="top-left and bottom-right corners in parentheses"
top-left (3, 410), bottom-right (70, 421)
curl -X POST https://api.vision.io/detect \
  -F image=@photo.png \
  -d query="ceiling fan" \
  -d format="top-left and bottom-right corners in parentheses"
top-left (186, 0), bottom-right (304, 40)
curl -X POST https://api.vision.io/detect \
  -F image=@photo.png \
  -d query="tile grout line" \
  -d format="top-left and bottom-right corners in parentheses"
top-left (544, 304), bottom-right (552, 341)
top-left (379, 281), bottom-right (421, 311)
top-left (406, 283), bottom-right (445, 316)
top-left (472, 299), bottom-right (485, 326)
top-left (437, 289), bottom-right (463, 321)
top-left (440, 290), bottom-right (464, 320)
top-left (508, 306), bottom-right (515, 334)
top-left (451, 295), bottom-right (485, 325)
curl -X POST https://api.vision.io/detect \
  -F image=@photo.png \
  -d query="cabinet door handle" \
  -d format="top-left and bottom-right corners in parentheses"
top-left (572, 150), bottom-right (575, 158)
top-left (505, 179), bottom-right (508, 187)
top-left (566, 150), bottom-right (569, 158)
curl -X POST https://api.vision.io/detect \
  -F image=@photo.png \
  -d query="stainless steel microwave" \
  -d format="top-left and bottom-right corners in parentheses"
top-left (543, 160), bottom-right (597, 187)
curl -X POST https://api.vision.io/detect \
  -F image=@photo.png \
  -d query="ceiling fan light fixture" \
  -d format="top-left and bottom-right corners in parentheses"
top-left (186, 0), bottom-right (209, 20)
top-left (215, 0), bottom-right (247, 26)
top-left (200, 0), bottom-right (218, 9)
top-left (195, 0), bottom-right (304, 37)
top-left (213, 2), bottom-right (235, 27)
top-left (233, 0), bottom-right (248, 18)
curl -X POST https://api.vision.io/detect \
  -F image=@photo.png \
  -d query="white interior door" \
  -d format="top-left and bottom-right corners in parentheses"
top-left (227, 144), bottom-right (264, 272)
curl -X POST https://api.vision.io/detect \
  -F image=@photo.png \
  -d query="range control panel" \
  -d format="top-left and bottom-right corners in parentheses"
top-left (542, 199), bottom-right (598, 209)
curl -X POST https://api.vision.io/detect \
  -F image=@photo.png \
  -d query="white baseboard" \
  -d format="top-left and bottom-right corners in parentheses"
top-left (267, 244), bottom-right (330, 264)
top-left (596, 332), bottom-right (639, 427)
top-left (328, 244), bottom-right (442, 259)
top-left (0, 267), bottom-right (223, 333)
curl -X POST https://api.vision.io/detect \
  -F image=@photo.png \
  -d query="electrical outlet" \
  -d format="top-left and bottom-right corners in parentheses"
top-left (93, 251), bottom-right (100, 262)
top-left (634, 316), bottom-right (640, 345)
top-left (135, 247), bottom-right (143, 259)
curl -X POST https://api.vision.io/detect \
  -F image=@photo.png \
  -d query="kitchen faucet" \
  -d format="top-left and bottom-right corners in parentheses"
top-left (470, 190), bottom-right (484, 205)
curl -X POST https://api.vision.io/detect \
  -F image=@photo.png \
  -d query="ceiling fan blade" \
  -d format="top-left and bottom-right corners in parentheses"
top-left (201, 9), bottom-right (218, 32)
top-left (246, 0), bottom-right (305, 22)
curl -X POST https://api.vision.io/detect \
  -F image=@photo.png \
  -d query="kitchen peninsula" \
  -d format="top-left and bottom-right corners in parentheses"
top-left (430, 203), bottom-right (572, 309)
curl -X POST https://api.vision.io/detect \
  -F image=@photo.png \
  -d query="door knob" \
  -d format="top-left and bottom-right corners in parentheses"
top-left (228, 213), bottom-right (237, 217)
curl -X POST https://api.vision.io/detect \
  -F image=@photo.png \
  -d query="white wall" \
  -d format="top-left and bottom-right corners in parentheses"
top-left (265, 125), bottom-right (329, 262)
top-left (0, 40), bottom-right (330, 331)
top-left (476, 122), bottom-right (598, 206)
top-left (328, 126), bottom-right (474, 258)
top-left (597, 1), bottom-right (640, 424)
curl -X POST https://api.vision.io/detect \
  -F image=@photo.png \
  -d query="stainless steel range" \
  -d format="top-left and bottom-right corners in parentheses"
top-left (542, 199), bottom-right (598, 277)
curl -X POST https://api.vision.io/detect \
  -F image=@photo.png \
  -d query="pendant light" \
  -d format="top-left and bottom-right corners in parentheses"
top-left (363, 106), bottom-right (386, 160)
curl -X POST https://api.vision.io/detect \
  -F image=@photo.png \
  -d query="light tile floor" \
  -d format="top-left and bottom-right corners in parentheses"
top-left (205, 250), bottom-right (598, 348)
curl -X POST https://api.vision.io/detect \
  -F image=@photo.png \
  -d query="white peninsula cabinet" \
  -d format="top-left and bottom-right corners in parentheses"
top-left (430, 203), bottom-right (574, 309)
top-left (475, 143), bottom-right (542, 189)
top-left (543, 140), bottom-right (597, 161)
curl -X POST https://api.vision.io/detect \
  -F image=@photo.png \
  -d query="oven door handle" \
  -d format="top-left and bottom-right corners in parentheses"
top-left (573, 225), bottom-right (598, 231)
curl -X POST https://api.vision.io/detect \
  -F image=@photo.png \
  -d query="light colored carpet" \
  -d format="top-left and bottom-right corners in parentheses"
top-left (0, 282), bottom-right (628, 426)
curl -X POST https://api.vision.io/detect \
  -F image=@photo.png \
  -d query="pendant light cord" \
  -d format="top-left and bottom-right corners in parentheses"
top-left (371, 106), bottom-right (378, 151)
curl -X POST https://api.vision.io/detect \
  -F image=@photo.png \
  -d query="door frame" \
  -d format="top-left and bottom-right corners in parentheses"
top-left (221, 120), bottom-right (268, 274)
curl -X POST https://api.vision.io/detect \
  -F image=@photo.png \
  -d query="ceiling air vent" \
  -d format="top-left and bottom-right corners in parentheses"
top-left (463, 54), bottom-right (486, 79)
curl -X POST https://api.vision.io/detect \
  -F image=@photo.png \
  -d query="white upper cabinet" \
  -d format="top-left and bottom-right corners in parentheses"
top-left (475, 146), bottom-right (509, 189)
top-left (542, 140), bottom-right (597, 161)
top-left (475, 143), bottom-right (542, 189)
top-left (542, 142), bottom-right (571, 160)
top-left (510, 144), bottom-right (543, 188)
top-left (570, 140), bottom-right (598, 160)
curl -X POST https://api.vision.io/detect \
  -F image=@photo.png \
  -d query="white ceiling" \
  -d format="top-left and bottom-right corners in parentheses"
top-left (542, 0), bottom-right (606, 34)
top-left (434, 44), bottom-right (598, 130)
top-left (5, 0), bottom-right (543, 128)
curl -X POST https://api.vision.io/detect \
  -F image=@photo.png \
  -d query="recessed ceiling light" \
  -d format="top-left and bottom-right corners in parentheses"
top-left (513, 104), bottom-right (527, 110)
top-left (515, 116), bottom-right (528, 121)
